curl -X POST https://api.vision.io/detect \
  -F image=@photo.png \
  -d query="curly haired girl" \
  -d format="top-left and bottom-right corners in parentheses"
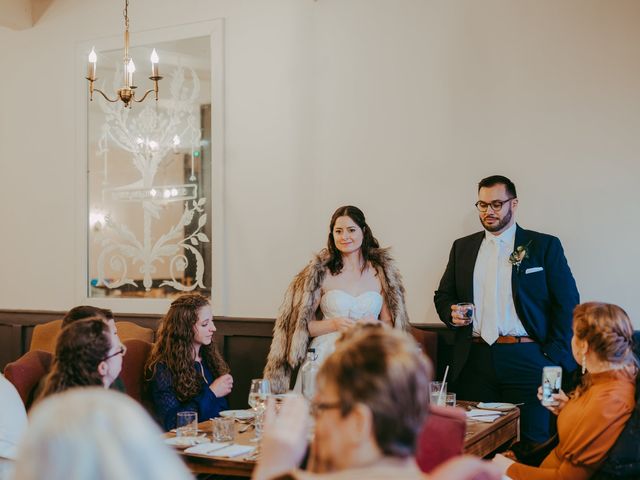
top-left (147, 293), bottom-right (232, 430)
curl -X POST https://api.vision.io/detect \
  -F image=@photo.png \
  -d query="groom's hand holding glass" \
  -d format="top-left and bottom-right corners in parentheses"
top-left (450, 302), bottom-right (475, 327)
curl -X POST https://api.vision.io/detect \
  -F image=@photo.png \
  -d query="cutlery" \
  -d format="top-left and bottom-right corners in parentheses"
top-left (239, 423), bottom-right (255, 433)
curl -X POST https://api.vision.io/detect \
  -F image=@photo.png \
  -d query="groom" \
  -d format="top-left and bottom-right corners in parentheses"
top-left (434, 175), bottom-right (579, 444)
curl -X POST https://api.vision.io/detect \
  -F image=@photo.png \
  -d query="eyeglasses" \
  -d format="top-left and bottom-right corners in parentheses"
top-left (103, 344), bottom-right (127, 361)
top-left (474, 198), bottom-right (515, 212)
top-left (310, 400), bottom-right (344, 418)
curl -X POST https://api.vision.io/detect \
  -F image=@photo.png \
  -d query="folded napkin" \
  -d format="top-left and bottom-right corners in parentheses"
top-left (185, 442), bottom-right (255, 458)
top-left (466, 409), bottom-right (503, 423)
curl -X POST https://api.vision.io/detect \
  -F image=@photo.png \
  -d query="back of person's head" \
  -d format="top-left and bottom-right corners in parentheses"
top-left (41, 318), bottom-right (112, 397)
top-left (62, 305), bottom-right (113, 328)
top-left (146, 293), bottom-right (227, 402)
top-left (573, 302), bottom-right (637, 368)
top-left (318, 325), bottom-right (432, 457)
top-left (14, 388), bottom-right (192, 480)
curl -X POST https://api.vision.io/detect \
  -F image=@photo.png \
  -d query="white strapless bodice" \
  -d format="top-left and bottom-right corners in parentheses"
top-left (320, 290), bottom-right (384, 320)
top-left (293, 290), bottom-right (383, 393)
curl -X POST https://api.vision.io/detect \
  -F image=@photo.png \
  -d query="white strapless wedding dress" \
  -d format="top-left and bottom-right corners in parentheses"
top-left (293, 290), bottom-right (383, 392)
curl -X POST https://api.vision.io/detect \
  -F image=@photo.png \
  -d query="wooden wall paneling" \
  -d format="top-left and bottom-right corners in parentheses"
top-left (223, 335), bottom-right (273, 409)
top-left (0, 323), bottom-right (25, 371)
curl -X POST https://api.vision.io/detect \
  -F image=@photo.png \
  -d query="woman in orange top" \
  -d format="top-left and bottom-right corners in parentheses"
top-left (494, 302), bottom-right (637, 480)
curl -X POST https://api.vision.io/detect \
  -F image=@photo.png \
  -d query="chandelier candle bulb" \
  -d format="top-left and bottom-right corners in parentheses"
top-left (151, 49), bottom-right (159, 77)
top-left (127, 59), bottom-right (136, 87)
top-left (87, 48), bottom-right (97, 79)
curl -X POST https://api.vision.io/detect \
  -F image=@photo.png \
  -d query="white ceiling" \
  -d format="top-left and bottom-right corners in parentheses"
top-left (0, 0), bottom-right (55, 30)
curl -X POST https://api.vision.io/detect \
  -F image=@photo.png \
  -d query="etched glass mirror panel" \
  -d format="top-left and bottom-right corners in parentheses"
top-left (87, 36), bottom-right (212, 300)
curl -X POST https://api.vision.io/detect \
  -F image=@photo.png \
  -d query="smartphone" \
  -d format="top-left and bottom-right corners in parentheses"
top-left (541, 366), bottom-right (562, 406)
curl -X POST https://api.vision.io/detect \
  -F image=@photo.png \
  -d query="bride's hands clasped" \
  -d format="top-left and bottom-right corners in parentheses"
top-left (332, 317), bottom-right (357, 333)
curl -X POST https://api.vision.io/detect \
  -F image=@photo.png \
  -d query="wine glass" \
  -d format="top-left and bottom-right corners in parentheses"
top-left (248, 378), bottom-right (271, 442)
top-left (248, 378), bottom-right (271, 411)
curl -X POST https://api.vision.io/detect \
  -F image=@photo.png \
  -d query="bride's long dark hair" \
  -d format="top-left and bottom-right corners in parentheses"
top-left (326, 205), bottom-right (380, 275)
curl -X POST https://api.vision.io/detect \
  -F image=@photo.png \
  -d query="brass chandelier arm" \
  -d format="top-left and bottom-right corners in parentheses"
top-left (134, 89), bottom-right (155, 103)
top-left (134, 76), bottom-right (163, 103)
top-left (92, 88), bottom-right (121, 103)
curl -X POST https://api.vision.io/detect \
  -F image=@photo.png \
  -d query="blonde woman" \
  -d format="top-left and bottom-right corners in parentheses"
top-left (14, 388), bottom-right (192, 480)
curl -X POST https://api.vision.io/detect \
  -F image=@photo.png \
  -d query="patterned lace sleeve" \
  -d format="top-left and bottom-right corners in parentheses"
top-left (149, 363), bottom-right (196, 431)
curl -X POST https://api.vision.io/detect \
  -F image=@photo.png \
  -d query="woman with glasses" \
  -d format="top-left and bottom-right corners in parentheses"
top-left (264, 205), bottom-right (409, 394)
top-left (40, 317), bottom-right (125, 398)
top-left (146, 293), bottom-right (233, 431)
top-left (254, 326), bottom-right (501, 480)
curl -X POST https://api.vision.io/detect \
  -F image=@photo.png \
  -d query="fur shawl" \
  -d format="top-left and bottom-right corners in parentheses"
top-left (263, 248), bottom-right (409, 393)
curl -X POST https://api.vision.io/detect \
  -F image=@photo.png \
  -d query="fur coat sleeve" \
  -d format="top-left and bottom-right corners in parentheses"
top-left (263, 248), bottom-right (409, 394)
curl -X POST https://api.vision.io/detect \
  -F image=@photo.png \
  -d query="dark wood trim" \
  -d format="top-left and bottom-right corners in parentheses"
top-left (0, 309), bottom-right (447, 408)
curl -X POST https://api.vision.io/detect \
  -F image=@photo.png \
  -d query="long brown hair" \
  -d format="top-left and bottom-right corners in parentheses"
top-left (41, 318), bottom-right (113, 398)
top-left (573, 302), bottom-right (638, 396)
top-left (326, 205), bottom-right (380, 275)
top-left (146, 293), bottom-right (229, 402)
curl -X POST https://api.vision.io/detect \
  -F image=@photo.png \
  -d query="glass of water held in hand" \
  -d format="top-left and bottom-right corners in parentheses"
top-left (248, 379), bottom-right (271, 412)
top-left (455, 303), bottom-right (475, 326)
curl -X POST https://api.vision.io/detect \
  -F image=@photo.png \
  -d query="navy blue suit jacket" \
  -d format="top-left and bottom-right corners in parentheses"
top-left (434, 224), bottom-right (579, 382)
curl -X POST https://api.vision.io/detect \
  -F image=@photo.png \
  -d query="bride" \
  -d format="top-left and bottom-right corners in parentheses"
top-left (264, 205), bottom-right (409, 393)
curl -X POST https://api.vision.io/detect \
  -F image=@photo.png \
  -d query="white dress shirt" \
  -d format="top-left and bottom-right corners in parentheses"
top-left (472, 223), bottom-right (528, 338)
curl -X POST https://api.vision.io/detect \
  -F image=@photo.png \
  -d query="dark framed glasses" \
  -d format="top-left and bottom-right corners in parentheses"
top-left (475, 198), bottom-right (515, 212)
top-left (103, 344), bottom-right (127, 361)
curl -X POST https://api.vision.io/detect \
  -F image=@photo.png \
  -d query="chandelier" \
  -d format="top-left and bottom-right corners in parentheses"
top-left (85, 0), bottom-right (162, 108)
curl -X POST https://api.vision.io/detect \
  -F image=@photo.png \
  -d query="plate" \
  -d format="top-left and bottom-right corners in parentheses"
top-left (219, 409), bottom-right (255, 420)
top-left (165, 435), bottom-right (210, 448)
top-left (476, 402), bottom-right (518, 412)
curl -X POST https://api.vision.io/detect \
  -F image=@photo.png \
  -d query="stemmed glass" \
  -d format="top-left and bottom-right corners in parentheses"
top-left (248, 378), bottom-right (271, 442)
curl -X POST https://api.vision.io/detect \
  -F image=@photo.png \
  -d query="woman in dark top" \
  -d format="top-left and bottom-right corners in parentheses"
top-left (146, 293), bottom-right (233, 431)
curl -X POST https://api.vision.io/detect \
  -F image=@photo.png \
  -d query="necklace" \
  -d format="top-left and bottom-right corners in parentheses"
top-left (195, 360), bottom-right (207, 383)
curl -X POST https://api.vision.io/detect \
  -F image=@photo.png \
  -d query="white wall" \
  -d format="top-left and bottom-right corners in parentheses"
top-left (1, 0), bottom-right (639, 326)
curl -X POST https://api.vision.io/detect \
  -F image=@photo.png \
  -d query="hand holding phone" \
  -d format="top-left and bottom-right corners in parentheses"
top-left (541, 366), bottom-right (562, 406)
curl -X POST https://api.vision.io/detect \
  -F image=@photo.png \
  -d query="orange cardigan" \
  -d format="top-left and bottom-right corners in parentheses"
top-left (507, 369), bottom-right (635, 480)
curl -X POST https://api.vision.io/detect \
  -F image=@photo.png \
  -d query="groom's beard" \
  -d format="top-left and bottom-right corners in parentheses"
top-left (481, 207), bottom-right (513, 233)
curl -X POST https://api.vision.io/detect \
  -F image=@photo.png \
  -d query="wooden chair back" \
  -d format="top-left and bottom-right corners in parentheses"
top-left (116, 321), bottom-right (154, 343)
top-left (29, 319), bottom-right (63, 353)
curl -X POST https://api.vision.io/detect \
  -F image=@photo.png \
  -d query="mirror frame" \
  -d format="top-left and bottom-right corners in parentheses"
top-left (75, 19), bottom-right (226, 315)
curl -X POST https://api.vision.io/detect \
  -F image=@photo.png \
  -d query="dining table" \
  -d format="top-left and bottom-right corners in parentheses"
top-left (165, 402), bottom-right (520, 478)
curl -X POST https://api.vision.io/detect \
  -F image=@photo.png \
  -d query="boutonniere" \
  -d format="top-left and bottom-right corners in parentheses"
top-left (509, 240), bottom-right (532, 272)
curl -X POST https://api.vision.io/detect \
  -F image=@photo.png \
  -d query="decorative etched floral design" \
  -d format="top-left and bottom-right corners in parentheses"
top-left (509, 240), bottom-right (532, 272)
top-left (92, 65), bottom-right (209, 293)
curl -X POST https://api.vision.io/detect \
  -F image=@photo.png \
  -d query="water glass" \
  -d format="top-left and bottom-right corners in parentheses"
top-left (211, 417), bottom-right (235, 442)
top-left (176, 411), bottom-right (198, 437)
top-left (429, 381), bottom-right (447, 406)
top-left (455, 303), bottom-right (475, 326)
top-left (444, 393), bottom-right (456, 407)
